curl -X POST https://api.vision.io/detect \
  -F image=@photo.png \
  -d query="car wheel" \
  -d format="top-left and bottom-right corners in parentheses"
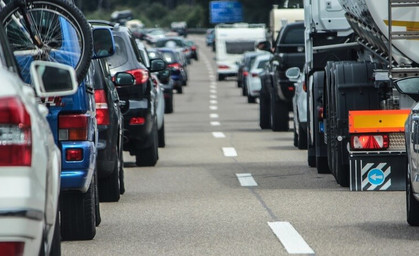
top-left (49, 209), bottom-right (61, 255)
top-left (98, 150), bottom-right (121, 202)
top-left (94, 170), bottom-right (101, 227)
top-left (119, 150), bottom-right (125, 195)
top-left (60, 175), bottom-right (96, 240)
top-left (297, 122), bottom-right (307, 149)
top-left (242, 84), bottom-right (248, 96)
top-left (293, 128), bottom-right (298, 147)
top-left (218, 74), bottom-right (225, 81)
top-left (165, 96), bottom-right (174, 114)
top-left (259, 93), bottom-right (271, 129)
top-left (407, 164), bottom-right (419, 225)
top-left (177, 86), bottom-right (183, 94)
top-left (270, 94), bottom-right (289, 131)
top-left (247, 95), bottom-right (256, 103)
top-left (136, 125), bottom-right (159, 167)
top-left (158, 122), bottom-right (165, 148)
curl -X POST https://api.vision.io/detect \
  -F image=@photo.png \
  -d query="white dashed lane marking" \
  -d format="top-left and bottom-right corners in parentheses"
top-left (210, 106), bottom-right (218, 110)
top-left (222, 147), bottom-right (237, 157)
top-left (210, 113), bottom-right (219, 118)
top-left (235, 173), bottom-right (257, 186)
top-left (212, 132), bottom-right (225, 138)
top-left (210, 121), bottom-right (221, 126)
top-left (268, 222), bottom-right (315, 255)
top-left (210, 100), bottom-right (218, 105)
top-left (210, 95), bottom-right (217, 99)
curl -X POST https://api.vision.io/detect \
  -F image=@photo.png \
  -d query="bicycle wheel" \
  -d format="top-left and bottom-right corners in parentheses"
top-left (0, 0), bottom-right (92, 84)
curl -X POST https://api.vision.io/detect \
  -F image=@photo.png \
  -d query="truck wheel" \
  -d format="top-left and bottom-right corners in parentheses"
top-left (136, 126), bottom-right (159, 167)
top-left (293, 128), bottom-right (298, 147)
top-left (259, 93), bottom-right (271, 129)
top-left (407, 165), bottom-right (419, 226)
top-left (270, 94), bottom-right (289, 131)
top-left (61, 177), bottom-right (96, 240)
top-left (247, 95), bottom-right (256, 103)
top-left (98, 151), bottom-right (121, 202)
top-left (158, 122), bottom-right (166, 148)
top-left (297, 122), bottom-right (307, 149)
top-left (334, 142), bottom-right (349, 187)
top-left (308, 147), bottom-right (316, 167)
top-left (316, 156), bottom-right (330, 173)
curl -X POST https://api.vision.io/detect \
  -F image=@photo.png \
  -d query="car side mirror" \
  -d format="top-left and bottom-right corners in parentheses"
top-left (30, 61), bottom-right (78, 97)
top-left (393, 77), bottom-right (419, 101)
top-left (92, 27), bottom-right (115, 59)
top-left (150, 58), bottom-right (167, 72)
top-left (114, 72), bottom-right (135, 86)
top-left (285, 67), bottom-right (301, 82)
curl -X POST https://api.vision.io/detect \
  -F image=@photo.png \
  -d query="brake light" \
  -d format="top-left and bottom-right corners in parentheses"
top-left (251, 73), bottom-right (258, 77)
top-left (0, 242), bottom-right (24, 256)
top-left (218, 65), bottom-right (229, 69)
top-left (243, 71), bottom-right (249, 77)
top-left (94, 89), bottom-right (110, 125)
top-left (191, 46), bottom-right (196, 50)
top-left (130, 117), bottom-right (145, 125)
top-left (126, 68), bottom-right (149, 84)
top-left (0, 97), bottom-right (31, 166)
top-left (303, 81), bottom-right (307, 92)
top-left (59, 114), bottom-right (89, 141)
top-left (318, 106), bottom-right (324, 120)
top-left (66, 148), bottom-right (83, 161)
top-left (288, 86), bottom-right (295, 91)
top-left (168, 63), bottom-right (182, 70)
top-left (350, 134), bottom-right (389, 150)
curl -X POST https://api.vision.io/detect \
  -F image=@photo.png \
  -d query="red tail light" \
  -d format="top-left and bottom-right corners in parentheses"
top-left (0, 242), bottom-right (24, 256)
top-left (66, 148), bottom-right (83, 161)
top-left (318, 106), bottom-right (324, 120)
top-left (251, 73), bottom-right (258, 77)
top-left (243, 71), bottom-right (249, 77)
top-left (94, 89), bottom-right (110, 125)
top-left (130, 117), bottom-right (145, 125)
top-left (191, 46), bottom-right (197, 50)
top-left (168, 63), bottom-right (182, 70)
top-left (59, 114), bottom-right (89, 141)
top-left (350, 134), bottom-right (389, 150)
top-left (218, 65), bottom-right (229, 69)
top-left (303, 81), bottom-right (307, 92)
top-left (0, 97), bottom-right (31, 166)
top-left (288, 86), bottom-right (295, 91)
top-left (126, 68), bottom-right (149, 84)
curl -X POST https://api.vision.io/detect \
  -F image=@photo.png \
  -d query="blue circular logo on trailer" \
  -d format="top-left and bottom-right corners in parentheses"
top-left (368, 168), bottom-right (385, 186)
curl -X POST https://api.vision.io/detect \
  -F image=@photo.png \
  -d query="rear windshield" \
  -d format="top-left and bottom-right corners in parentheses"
top-left (257, 59), bottom-right (269, 68)
top-left (225, 41), bottom-right (255, 54)
top-left (155, 39), bottom-right (184, 48)
top-left (279, 27), bottom-right (304, 45)
top-left (161, 51), bottom-right (177, 64)
top-left (107, 36), bottom-right (128, 68)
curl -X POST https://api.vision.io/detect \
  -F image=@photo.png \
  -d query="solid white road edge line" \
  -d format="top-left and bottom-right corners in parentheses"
top-left (222, 147), bottom-right (237, 157)
top-left (268, 221), bottom-right (315, 255)
top-left (212, 132), bottom-right (225, 138)
top-left (235, 173), bottom-right (257, 186)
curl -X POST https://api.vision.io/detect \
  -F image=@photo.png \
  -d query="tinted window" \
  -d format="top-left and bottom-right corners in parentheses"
top-left (107, 36), bottom-right (128, 68)
top-left (257, 60), bottom-right (269, 68)
top-left (280, 27), bottom-right (304, 45)
top-left (225, 41), bottom-right (255, 54)
top-left (155, 39), bottom-right (184, 48)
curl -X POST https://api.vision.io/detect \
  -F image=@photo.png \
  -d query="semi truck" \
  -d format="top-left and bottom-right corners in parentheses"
top-left (269, 4), bottom-right (304, 41)
top-left (304, 0), bottom-right (417, 192)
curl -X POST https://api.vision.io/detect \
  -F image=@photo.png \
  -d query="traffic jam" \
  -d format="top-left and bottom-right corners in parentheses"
top-left (1, 0), bottom-right (419, 255)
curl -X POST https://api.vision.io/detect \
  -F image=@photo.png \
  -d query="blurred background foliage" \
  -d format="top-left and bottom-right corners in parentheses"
top-left (75, 0), bottom-right (303, 28)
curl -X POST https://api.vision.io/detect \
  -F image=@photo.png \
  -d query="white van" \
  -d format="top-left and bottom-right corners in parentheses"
top-left (215, 23), bottom-right (266, 81)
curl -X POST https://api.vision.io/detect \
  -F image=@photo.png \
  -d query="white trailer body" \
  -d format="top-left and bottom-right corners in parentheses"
top-left (215, 23), bottom-right (266, 81)
top-left (270, 7), bottom-right (304, 40)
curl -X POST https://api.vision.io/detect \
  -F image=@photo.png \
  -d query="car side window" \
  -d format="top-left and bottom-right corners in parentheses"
top-left (129, 35), bottom-right (145, 65)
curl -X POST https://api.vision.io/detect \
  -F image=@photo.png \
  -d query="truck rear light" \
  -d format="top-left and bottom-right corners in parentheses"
top-left (218, 65), bottom-right (229, 69)
top-left (251, 73), bottom-right (258, 77)
top-left (66, 148), bottom-right (83, 161)
top-left (130, 117), bottom-right (145, 125)
top-left (318, 106), bottom-right (324, 120)
top-left (94, 89), bottom-right (110, 125)
top-left (126, 68), bottom-right (149, 84)
top-left (350, 134), bottom-right (389, 150)
top-left (0, 242), bottom-right (24, 256)
top-left (59, 114), bottom-right (88, 141)
top-left (0, 97), bottom-right (31, 166)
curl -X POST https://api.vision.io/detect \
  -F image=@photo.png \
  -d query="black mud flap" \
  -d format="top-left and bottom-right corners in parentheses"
top-left (349, 152), bottom-right (406, 191)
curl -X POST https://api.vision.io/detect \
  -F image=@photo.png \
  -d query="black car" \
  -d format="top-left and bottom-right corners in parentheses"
top-left (91, 21), bottom-right (166, 167)
top-left (157, 47), bottom-right (189, 93)
top-left (261, 22), bottom-right (305, 131)
top-left (90, 58), bottom-right (125, 202)
top-left (154, 37), bottom-right (192, 64)
top-left (148, 48), bottom-right (174, 113)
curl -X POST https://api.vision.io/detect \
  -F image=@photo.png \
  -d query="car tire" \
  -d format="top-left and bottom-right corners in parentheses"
top-left (158, 122), bottom-right (165, 148)
top-left (49, 209), bottom-right (61, 256)
top-left (165, 96), bottom-right (174, 114)
top-left (259, 93), bottom-right (271, 129)
top-left (247, 95), bottom-right (256, 103)
top-left (60, 176), bottom-right (96, 240)
top-left (293, 128), bottom-right (298, 147)
top-left (94, 170), bottom-right (101, 227)
top-left (119, 151), bottom-right (125, 195)
top-left (407, 164), bottom-right (419, 226)
top-left (98, 151), bottom-right (121, 202)
top-left (136, 125), bottom-right (159, 167)
top-left (297, 122), bottom-right (307, 149)
top-left (242, 84), bottom-right (248, 96)
top-left (270, 94), bottom-right (289, 131)
top-left (177, 86), bottom-right (183, 94)
top-left (218, 74), bottom-right (225, 81)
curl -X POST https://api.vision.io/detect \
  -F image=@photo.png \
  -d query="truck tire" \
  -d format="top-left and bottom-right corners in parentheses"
top-left (60, 177), bottom-right (96, 240)
top-left (316, 156), bottom-right (329, 174)
top-left (308, 147), bottom-right (316, 167)
top-left (136, 125), bottom-right (159, 167)
top-left (98, 150), bottom-right (121, 202)
top-left (259, 92), bottom-right (271, 129)
top-left (407, 165), bottom-right (419, 226)
top-left (270, 94), bottom-right (289, 131)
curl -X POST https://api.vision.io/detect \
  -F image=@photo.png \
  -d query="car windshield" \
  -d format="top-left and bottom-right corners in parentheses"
top-left (155, 39), bottom-right (184, 48)
top-left (225, 41), bottom-right (255, 54)
top-left (107, 36), bottom-right (128, 68)
top-left (161, 51), bottom-right (177, 64)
